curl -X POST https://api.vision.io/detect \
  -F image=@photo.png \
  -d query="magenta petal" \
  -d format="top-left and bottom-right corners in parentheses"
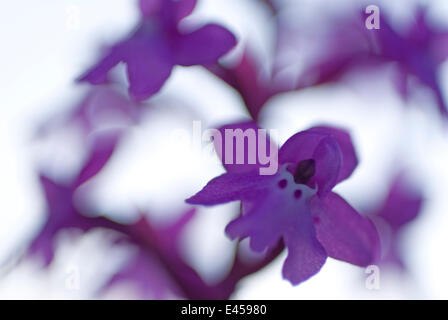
top-left (104, 250), bottom-right (183, 299)
top-left (215, 121), bottom-right (278, 175)
top-left (121, 210), bottom-right (226, 299)
top-left (279, 130), bottom-right (342, 196)
top-left (135, 209), bottom-right (196, 253)
top-left (225, 190), bottom-right (327, 285)
top-left (376, 175), bottom-right (424, 230)
top-left (79, 4), bottom-right (235, 102)
top-left (76, 130), bottom-right (121, 186)
top-left (27, 224), bottom-right (56, 267)
top-left (311, 137), bottom-right (341, 196)
top-left (186, 172), bottom-right (274, 206)
top-left (73, 87), bottom-right (141, 132)
top-left (175, 24), bottom-right (237, 66)
top-left (225, 192), bottom-right (284, 252)
top-left (157, 0), bottom-right (198, 27)
top-left (172, 0), bottom-right (197, 23)
top-left (28, 130), bottom-right (122, 266)
top-left (79, 37), bottom-right (174, 101)
top-left (103, 209), bottom-right (197, 299)
top-left (434, 32), bottom-right (448, 64)
top-left (139, 0), bottom-right (197, 25)
top-left (28, 175), bottom-right (74, 266)
top-left (138, 0), bottom-right (162, 18)
top-left (207, 48), bottom-right (272, 120)
top-left (311, 192), bottom-right (380, 267)
top-left (282, 214), bottom-right (327, 285)
top-left (125, 41), bottom-right (174, 100)
top-left (78, 47), bottom-right (123, 85)
top-left (306, 126), bottom-right (358, 183)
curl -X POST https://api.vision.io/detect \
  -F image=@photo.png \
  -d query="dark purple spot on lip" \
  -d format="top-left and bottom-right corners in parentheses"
top-left (294, 190), bottom-right (302, 199)
top-left (278, 179), bottom-right (287, 189)
top-left (313, 216), bottom-right (320, 224)
top-left (294, 159), bottom-right (315, 184)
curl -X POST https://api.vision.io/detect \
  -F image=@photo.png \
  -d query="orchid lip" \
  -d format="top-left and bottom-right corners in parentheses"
top-left (276, 164), bottom-right (317, 200)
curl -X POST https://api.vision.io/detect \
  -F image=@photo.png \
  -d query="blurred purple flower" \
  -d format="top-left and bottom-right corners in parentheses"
top-left (187, 122), bottom-right (379, 285)
top-left (70, 86), bottom-right (142, 133)
top-left (299, 6), bottom-right (448, 119)
top-left (28, 131), bottom-right (121, 266)
top-left (208, 48), bottom-right (287, 120)
top-left (27, 99), bottom-right (285, 299)
top-left (102, 209), bottom-right (197, 299)
top-left (31, 143), bottom-right (278, 299)
top-left (78, 0), bottom-right (237, 101)
top-left (105, 250), bottom-right (183, 299)
top-left (369, 174), bottom-right (424, 270)
top-left (36, 86), bottom-right (141, 141)
top-left (102, 207), bottom-right (287, 299)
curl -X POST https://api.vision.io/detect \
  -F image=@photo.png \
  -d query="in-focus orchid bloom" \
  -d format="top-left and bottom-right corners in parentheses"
top-left (368, 174), bottom-right (424, 270)
top-left (78, 0), bottom-right (237, 101)
top-left (299, 6), bottom-right (448, 119)
top-left (187, 122), bottom-right (380, 285)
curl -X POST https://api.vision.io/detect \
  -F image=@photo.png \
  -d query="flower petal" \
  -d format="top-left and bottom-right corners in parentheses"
top-left (215, 121), bottom-right (278, 175)
top-left (305, 126), bottom-right (358, 183)
top-left (434, 31), bottom-right (448, 64)
top-left (225, 188), bottom-right (327, 285)
top-left (27, 175), bottom-right (74, 266)
top-left (282, 213), bottom-right (327, 285)
top-left (124, 40), bottom-right (174, 100)
top-left (172, 0), bottom-right (197, 23)
top-left (310, 192), bottom-right (380, 267)
top-left (225, 190), bottom-right (285, 252)
top-left (139, 0), bottom-right (197, 25)
top-left (76, 130), bottom-right (121, 186)
top-left (376, 175), bottom-right (424, 230)
top-left (103, 249), bottom-right (184, 299)
top-left (207, 48), bottom-right (272, 120)
top-left (79, 36), bottom-right (174, 101)
top-left (78, 46), bottom-right (123, 85)
top-left (186, 172), bottom-right (274, 206)
top-left (175, 24), bottom-right (237, 66)
top-left (138, 0), bottom-right (162, 18)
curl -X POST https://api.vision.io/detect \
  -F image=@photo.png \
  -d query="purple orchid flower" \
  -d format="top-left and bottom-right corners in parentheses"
top-left (299, 6), bottom-right (448, 119)
top-left (208, 47), bottom-right (287, 120)
top-left (370, 6), bottom-right (448, 119)
top-left (28, 130), bottom-right (122, 266)
top-left (101, 209), bottom-right (197, 299)
top-left (30, 129), bottom-right (280, 299)
top-left (69, 86), bottom-right (142, 133)
top-left (368, 174), bottom-right (424, 270)
top-left (105, 249), bottom-right (184, 299)
top-left (208, 9), bottom-right (304, 121)
top-left (187, 121), bottom-right (380, 285)
top-left (36, 86), bottom-right (142, 142)
top-left (78, 0), bottom-right (237, 101)
top-left (27, 96), bottom-right (284, 299)
top-left (101, 208), bottom-right (285, 299)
